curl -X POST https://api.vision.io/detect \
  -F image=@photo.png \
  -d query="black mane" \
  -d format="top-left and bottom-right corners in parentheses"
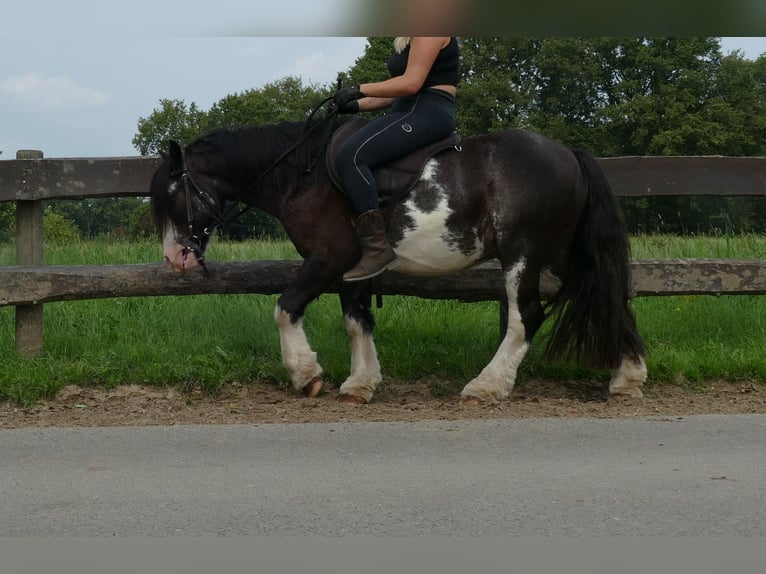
top-left (188, 119), bottom-right (333, 189)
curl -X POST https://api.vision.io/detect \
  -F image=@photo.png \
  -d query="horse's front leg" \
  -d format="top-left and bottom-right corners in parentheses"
top-left (274, 304), bottom-right (324, 398)
top-left (273, 259), bottom-right (339, 398)
top-left (272, 250), bottom-right (362, 398)
top-left (337, 285), bottom-right (382, 404)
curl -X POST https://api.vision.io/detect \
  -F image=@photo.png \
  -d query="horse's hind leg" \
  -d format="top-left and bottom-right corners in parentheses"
top-left (461, 258), bottom-right (544, 403)
top-left (609, 356), bottom-right (647, 398)
top-left (337, 285), bottom-right (382, 404)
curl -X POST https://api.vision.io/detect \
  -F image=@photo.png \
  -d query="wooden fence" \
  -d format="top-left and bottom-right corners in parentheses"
top-left (2, 150), bottom-right (766, 357)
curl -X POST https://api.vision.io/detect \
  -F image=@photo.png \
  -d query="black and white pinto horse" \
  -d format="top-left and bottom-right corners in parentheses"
top-left (150, 118), bottom-right (647, 404)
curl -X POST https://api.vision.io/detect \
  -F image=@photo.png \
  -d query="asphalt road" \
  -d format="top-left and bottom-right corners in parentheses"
top-left (1, 415), bottom-right (765, 536)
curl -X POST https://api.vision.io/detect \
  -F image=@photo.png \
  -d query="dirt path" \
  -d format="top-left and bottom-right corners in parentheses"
top-left (2, 378), bottom-right (765, 428)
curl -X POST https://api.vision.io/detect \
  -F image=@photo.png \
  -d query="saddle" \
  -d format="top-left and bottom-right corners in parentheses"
top-left (326, 116), bottom-right (461, 206)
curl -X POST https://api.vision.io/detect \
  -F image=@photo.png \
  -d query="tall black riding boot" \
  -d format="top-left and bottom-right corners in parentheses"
top-left (343, 209), bottom-right (399, 282)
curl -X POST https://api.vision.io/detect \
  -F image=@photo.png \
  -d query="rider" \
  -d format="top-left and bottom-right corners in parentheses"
top-left (333, 36), bottom-right (459, 281)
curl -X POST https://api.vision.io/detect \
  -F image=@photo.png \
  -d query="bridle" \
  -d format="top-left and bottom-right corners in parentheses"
top-left (170, 95), bottom-right (339, 276)
top-left (175, 159), bottom-right (224, 276)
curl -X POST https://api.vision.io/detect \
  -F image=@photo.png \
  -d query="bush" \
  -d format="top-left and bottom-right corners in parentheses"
top-left (0, 204), bottom-right (15, 242)
top-left (43, 209), bottom-right (80, 243)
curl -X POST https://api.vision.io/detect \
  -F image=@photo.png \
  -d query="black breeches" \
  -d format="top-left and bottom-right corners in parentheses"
top-left (335, 89), bottom-right (456, 214)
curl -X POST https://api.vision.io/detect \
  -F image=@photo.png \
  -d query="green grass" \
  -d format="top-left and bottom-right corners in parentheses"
top-left (2, 235), bottom-right (766, 405)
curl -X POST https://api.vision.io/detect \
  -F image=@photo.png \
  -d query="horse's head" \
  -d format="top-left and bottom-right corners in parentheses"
top-left (150, 140), bottom-right (224, 273)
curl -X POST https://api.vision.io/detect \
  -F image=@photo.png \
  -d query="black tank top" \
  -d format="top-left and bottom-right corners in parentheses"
top-left (387, 37), bottom-right (460, 88)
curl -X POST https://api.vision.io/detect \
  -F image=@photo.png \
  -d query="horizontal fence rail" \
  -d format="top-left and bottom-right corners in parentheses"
top-left (2, 152), bottom-right (766, 356)
top-left (3, 259), bottom-right (766, 308)
top-left (2, 155), bottom-right (766, 201)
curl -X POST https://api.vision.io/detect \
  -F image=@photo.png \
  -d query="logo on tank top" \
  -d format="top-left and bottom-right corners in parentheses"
top-left (401, 123), bottom-right (413, 133)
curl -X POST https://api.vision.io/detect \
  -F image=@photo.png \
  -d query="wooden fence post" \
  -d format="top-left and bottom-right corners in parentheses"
top-left (15, 149), bottom-right (44, 357)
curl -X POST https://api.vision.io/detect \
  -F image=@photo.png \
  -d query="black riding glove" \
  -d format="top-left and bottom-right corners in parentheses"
top-left (333, 85), bottom-right (364, 114)
top-left (336, 100), bottom-right (360, 114)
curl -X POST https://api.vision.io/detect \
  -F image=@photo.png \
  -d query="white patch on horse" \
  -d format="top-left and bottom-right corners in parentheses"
top-left (609, 355), bottom-right (647, 398)
top-left (273, 305), bottom-right (322, 392)
top-left (338, 315), bottom-right (382, 402)
top-left (395, 159), bottom-right (484, 276)
top-left (461, 259), bottom-right (529, 402)
top-left (161, 224), bottom-right (178, 255)
top-left (420, 158), bottom-right (440, 184)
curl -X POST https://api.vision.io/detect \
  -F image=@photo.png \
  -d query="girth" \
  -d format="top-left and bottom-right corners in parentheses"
top-left (326, 116), bottom-right (462, 206)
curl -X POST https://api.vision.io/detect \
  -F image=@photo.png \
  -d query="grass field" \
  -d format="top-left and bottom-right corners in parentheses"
top-left (2, 235), bottom-right (766, 405)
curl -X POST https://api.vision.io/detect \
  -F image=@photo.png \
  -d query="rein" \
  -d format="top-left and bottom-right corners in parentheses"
top-left (218, 96), bottom-right (338, 225)
top-left (184, 96), bottom-right (339, 231)
top-left (175, 96), bottom-right (338, 275)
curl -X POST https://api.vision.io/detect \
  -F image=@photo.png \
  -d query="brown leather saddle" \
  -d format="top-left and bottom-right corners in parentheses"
top-left (326, 116), bottom-right (462, 206)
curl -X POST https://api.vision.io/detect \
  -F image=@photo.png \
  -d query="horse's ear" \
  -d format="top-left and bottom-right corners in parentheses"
top-left (167, 140), bottom-right (183, 168)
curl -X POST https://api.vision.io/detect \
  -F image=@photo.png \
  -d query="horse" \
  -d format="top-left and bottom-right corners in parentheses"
top-left (149, 115), bottom-right (647, 405)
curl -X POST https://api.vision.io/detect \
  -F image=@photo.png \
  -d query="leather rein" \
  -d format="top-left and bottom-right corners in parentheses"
top-left (174, 96), bottom-right (338, 275)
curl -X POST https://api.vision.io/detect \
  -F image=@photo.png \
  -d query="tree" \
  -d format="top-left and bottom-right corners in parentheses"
top-left (204, 77), bottom-right (330, 130)
top-left (47, 197), bottom-right (149, 239)
top-left (456, 37), bottom-right (541, 135)
top-left (133, 77), bottom-right (329, 157)
top-left (132, 99), bottom-right (207, 156)
top-left (452, 37), bottom-right (766, 233)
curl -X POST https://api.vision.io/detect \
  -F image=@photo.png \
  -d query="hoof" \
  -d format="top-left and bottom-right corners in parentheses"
top-left (338, 393), bottom-right (367, 405)
top-left (608, 388), bottom-right (644, 400)
top-left (460, 395), bottom-right (484, 405)
top-left (302, 376), bottom-right (323, 398)
top-left (460, 391), bottom-right (500, 405)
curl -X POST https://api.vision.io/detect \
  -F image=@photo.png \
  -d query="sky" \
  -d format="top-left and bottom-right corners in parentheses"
top-left (0, 1), bottom-right (764, 159)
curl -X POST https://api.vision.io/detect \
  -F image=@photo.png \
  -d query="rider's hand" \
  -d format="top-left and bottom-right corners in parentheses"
top-left (336, 100), bottom-right (360, 114)
top-left (333, 85), bottom-right (364, 113)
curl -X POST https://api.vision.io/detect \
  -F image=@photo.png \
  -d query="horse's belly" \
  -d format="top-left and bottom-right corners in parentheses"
top-left (392, 198), bottom-right (485, 276)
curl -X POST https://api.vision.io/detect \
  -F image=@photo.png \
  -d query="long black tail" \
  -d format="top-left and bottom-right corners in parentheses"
top-left (545, 148), bottom-right (646, 369)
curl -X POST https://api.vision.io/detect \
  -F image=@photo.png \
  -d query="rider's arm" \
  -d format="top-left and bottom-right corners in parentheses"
top-left (358, 37), bottom-right (449, 98)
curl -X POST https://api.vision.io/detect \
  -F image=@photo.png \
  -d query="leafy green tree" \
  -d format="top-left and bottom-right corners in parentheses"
top-left (47, 198), bottom-right (149, 239)
top-left (132, 99), bottom-right (207, 156)
top-left (133, 78), bottom-right (329, 157)
top-left (204, 77), bottom-right (330, 131)
top-left (456, 37), bottom-right (541, 135)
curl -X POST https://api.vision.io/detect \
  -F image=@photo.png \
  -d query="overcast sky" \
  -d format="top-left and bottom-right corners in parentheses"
top-left (1, 1), bottom-right (763, 158)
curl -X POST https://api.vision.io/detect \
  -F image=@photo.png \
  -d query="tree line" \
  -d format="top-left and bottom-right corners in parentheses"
top-left (3, 37), bottom-right (765, 243)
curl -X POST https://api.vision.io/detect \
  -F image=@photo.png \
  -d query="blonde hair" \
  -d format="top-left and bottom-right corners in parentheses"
top-left (393, 37), bottom-right (411, 53)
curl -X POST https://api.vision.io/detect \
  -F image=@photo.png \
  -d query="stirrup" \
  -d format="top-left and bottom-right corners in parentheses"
top-left (343, 257), bottom-right (399, 282)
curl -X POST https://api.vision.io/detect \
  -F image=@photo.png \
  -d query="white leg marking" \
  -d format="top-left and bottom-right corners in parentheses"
top-left (274, 305), bottom-right (322, 392)
top-left (338, 316), bottom-right (382, 402)
top-left (609, 356), bottom-right (647, 398)
top-left (462, 260), bottom-right (529, 402)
